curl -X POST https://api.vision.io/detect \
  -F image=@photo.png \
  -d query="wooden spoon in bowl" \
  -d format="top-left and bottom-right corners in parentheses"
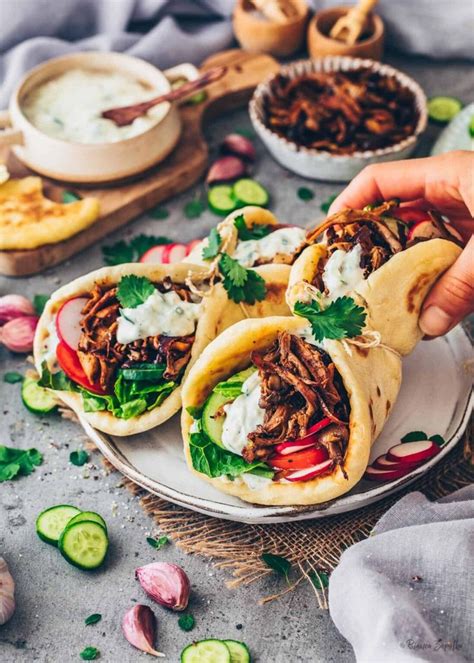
top-left (102, 66), bottom-right (227, 127)
top-left (329, 0), bottom-right (379, 45)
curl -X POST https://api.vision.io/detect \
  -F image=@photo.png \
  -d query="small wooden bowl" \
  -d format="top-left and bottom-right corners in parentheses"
top-left (308, 6), bottom-right (384, 60)
top-left (233, 0), bottom-right (309, 57)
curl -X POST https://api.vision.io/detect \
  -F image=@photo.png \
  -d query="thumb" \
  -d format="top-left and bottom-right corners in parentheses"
top-left (419, 236), bottom-right (474, 337)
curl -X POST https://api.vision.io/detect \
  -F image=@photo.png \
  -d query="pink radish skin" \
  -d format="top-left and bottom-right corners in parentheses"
top-left (387, 440), bottom-right (440, 465)
top-left (140, 245), bottom-right (168, 264)
top-left (167, 244), bottom-right (188, 263)
top-left (372, 454), bottom-right (420, 471)
top-left (285, 459), bottom-right (334, 482)
top-left (56, 298), bottom-right (88, 350)
top-left (185, 239), bottom-right (202, 255)
top-left (275, 418), bottom-right (332, 455)
top-left (364, 465), bottom-right (413, 482)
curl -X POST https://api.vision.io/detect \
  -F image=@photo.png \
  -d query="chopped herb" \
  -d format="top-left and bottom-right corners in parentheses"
top-left (261, 553), bottom-right (291, 582)
top-left (429, 434), bottom-right (446, 447)
top-left (117, 275), bottom-right (155, 308)
top-left (184, 199), bottom-right (205, 219)
top-left (62, 190), bottom-right (81, 204)
top-left (33, 294), bottom-right (49, 315)
top-left (85, 614), bottom-right (102, 626)
top-left (219, 253), bottom-right (266, 304)
top-left (309, 570), bottom-right (329, 589)
top-left (149, 206), bottom-right (169, 220)
top-left (70, 450), bottom-right (89, 467)
top-left (3, 372), bottom-right (23, 384)
top-left (147, 535), bottom-right (169, 550)
top-left (400, 431), bottom-right (428, 443)
top-left (294, 297), bottom-right (366, 342)
top-left (178, 614), bottom-right (195, 632)
top-left (80, 646), bottom-right (100, 660)
top-left (102, 235), bottom-right (172, 266)
top-left (186, 405), bottom-right (203, 419)
top-left (0, 445), bottom-right (43, 482)
top-left (234, 214), bottom-right (271, 241)
top-left (235, 128), bottom-right (256, 139)
top-left (297, 187), bottom-right (314, 202)
top-left (202, 228), bottom-right (222, 261)
top-left (320, 194), bottom-right (338, 214)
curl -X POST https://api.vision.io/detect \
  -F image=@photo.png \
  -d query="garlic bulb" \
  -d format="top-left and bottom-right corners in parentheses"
top-left (0, 557), bottom-right (15, 625)
top-left (122, 604), bottom-right (164, 657)
top-left (136, 562), bottom-right (190, 611)
top-left (0, 315), bottom-right (39, 353)
top-left (0, 294), bottom-right (35, 325)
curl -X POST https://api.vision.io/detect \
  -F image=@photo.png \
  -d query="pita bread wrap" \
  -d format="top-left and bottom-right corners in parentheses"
top-left (185, 205), bottom-right (307, 267)
top-left (287, 204), bottom-right (462, 355)
top-left (34, 263), bottom-right (292, 437)
top-left (181, 317), bottom-right (401, 506)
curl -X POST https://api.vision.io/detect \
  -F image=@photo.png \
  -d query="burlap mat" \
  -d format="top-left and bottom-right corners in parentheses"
top-left (96, 426), bottom-right (472, 606)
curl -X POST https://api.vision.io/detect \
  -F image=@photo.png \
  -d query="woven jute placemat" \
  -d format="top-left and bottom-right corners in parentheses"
top-left (97, 427), bottom-right (472, 606)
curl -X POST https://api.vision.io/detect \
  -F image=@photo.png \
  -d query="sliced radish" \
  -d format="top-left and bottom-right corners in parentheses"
top-left (387, 440), bottom-right (441, 465)
top-left (167, 243), bottom-right (188, 263)
top-left (285, 459), bottom-right (334, 482)
top-left (161, 243), bottom-right (177, 263)
top-left (372, 454), bottom-right (420, 471)
top-left (186, 239), bottom-right (202, 255)
top-left (56, 297), bottom-right (88, 350)
top-left (274, 418), bottom-right (331, 455)
top-left (364, 465), bottom-right (413, 482)
top-left (445, 224), bottom-right (463, 242)
top-left (307, 418), bottom-right (332, 436)
top-left (407, 220), bottom-right (443, 242)
top-left (140, 245), bottom-right (168, 264)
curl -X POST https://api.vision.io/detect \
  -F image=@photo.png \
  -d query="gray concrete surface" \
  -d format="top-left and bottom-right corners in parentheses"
top-left (1, 55), bottom-right (472, 663)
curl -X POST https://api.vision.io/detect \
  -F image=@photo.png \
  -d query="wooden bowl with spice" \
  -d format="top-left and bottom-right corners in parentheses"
top-left (233, 0), bottom-right (309, 57)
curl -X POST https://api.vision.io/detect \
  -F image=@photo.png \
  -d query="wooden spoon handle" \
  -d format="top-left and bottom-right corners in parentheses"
top-left (352, 0), bottom-right (378, 19)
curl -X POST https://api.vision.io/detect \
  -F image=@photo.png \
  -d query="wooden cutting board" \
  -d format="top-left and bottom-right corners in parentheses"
top-left (0, 49), bottom-right (279, 277)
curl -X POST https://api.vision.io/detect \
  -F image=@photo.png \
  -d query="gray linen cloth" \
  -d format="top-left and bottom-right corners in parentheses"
top-left (1, 0), bottom-right (474, 108)
top-left (329, 485), bottom-right (474, 662)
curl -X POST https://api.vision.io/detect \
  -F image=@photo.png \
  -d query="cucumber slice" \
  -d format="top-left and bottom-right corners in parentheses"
top-left (181, 640), bottom-right (230, 663)
top-left (469, 115), bottom-right (474, 138)
top-left (223, 641), bottom-right (251, 663)
top-left (22, 377), bottom-right (57, 415)
top-left (58, 521), bottom-right (109, 570)
top-left (36, 505), bottom-right (81, 546)
top-left (208, 185), bottom-right (238, 215)
top-left (427, 96), bottom-right (463, 123)
top-left (67, 511), bottom-right (107, 533)
top-left (232, 179), bottom-right (269, 207)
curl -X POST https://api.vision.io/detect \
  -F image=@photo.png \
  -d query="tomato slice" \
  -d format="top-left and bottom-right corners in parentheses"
top-left (393, 207), bottom-right (430, 225)
top-left (56, 341), bottom-right (106, 395)
top-left (270, 446), bottom-right (329, 471)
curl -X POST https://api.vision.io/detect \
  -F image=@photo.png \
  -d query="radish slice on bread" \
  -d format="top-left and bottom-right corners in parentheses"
top-left (387, 440), bottom-right (441, 465)
top-left (285, 459), bottom-right (334, 482)
top-left (56, 297), bottom-right (88, 350)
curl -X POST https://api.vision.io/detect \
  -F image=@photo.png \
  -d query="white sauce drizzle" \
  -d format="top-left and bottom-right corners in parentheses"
top-left (233, 227), bottom-right (306, 267)
top-left (322, 244), bottom-right (365, 300)
top-left (41, 318), bottom-right (60, 369)
top-left (221, 372), bottom-right (265, 456)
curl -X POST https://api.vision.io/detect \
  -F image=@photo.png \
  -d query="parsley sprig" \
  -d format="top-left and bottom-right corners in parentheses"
top-left (202, 228), bottom-right (222, 260)
top-left (117, 275), bottom-right (155, 308)
top-left (219, 254), bottom-right (266, 304)
top-left (294, 297), bottom-right (366, 342)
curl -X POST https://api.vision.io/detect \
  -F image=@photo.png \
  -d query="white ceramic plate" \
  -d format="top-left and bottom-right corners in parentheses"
top-left (431, 102), bottom-right (474, 155)
top-left (84, 327), bottom-right (472, 524)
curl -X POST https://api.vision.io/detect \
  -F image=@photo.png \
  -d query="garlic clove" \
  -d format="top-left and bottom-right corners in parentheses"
top-left (0, 557), bottom-right (15, 626)
top-left (0, 315), bottom-right (39, 353)
top-left (0, 294), bottom-right (35, 325)
top-left (136, 562), bottom-right (190, 611)
top-left (122, 604), bottom-right (164, 657)
top-left (221, 133), bottom-right (256, 162)
top-left (206, 156), bottom-right (247, 184)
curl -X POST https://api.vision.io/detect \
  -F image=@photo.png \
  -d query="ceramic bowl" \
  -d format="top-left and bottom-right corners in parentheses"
top-left (0, 52), bottom-right (199, 184)
top-left (249, 57), bottom-right (428, 182)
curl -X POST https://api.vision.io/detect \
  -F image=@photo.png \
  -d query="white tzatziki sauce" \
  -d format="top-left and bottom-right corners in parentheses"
top-left (22, 69), bottom-right (163, 144)
top-left (322, 244), bottom-right (365, 300)
top-left (297, 326), bottom-right (325, 349)
top-left (232, 227), bottom-right (306, 267)
top-left (221, 371), bottom-right (265, 456)
top-left (116, 290), bottom-right (200, 345)
top-left (41, 318), bottom-right (60, 368)
top-left (241, 473), bottom-right (273, 490)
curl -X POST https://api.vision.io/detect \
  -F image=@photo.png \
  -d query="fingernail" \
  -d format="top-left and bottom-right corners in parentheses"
top-left (419, 306), bottom-right (453, 336)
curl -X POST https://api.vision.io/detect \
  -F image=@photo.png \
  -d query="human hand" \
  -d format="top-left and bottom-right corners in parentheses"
top-left (328, 150), bottom-right (474, 337)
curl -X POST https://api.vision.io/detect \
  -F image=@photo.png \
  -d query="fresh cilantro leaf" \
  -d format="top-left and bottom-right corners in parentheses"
top-left (102, 235), bottom-right (172, 265)
top-left (202, 228), bottom-right (222, 260)
top-left (186, 405), bottom-right (203, 419)
top-left (0, 445), bottom-right (43, 482)
top-left (70, 450), bottom-right (89, 466)
top-left (178, 614), bottom-right (195, 632)
top-left (218, 254), bottom-right (266, 304)
top-left (320, 194), bottom-right (338, 214)
top-left (149, 206), bottom-right (169, 220)
top-left (294, 297), bottom-right (366, 342)
top-left (184, 199), bottom-right (205, 219)
top-left (117, 275), bottom-right (155, 308)
top-left (33, 294), bottom-right (49, 315)
top-left (262, 553), bottom-right (291, 582)
top-left (220, 253), bottom-right (248, 286)
top-left (85, 614), bottom-right (102, 626)
top-left (297, 187), bottom-right (314, 202)
top-left (400, 431), bottom-right (428, 443)
top-left (430, 434), bottom-right (446, 447)
top-left (189, 431), bottom-right (272, 479)
top-left (234, 214), bottom-right (272, 241)
top-left (62, 190), bottom-right (81, 203)
top-left (147, 535), bottom-right (169, 550)
top-left (3, 372), bottom-right (23, 384)
top-left (80, 647), bottom-right (100, 660)
top-left (309, 570), bottom-right (329, 589)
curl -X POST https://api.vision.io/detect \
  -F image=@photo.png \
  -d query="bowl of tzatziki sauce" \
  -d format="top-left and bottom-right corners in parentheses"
top-left (0, 52), bottom-right (199, 183)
